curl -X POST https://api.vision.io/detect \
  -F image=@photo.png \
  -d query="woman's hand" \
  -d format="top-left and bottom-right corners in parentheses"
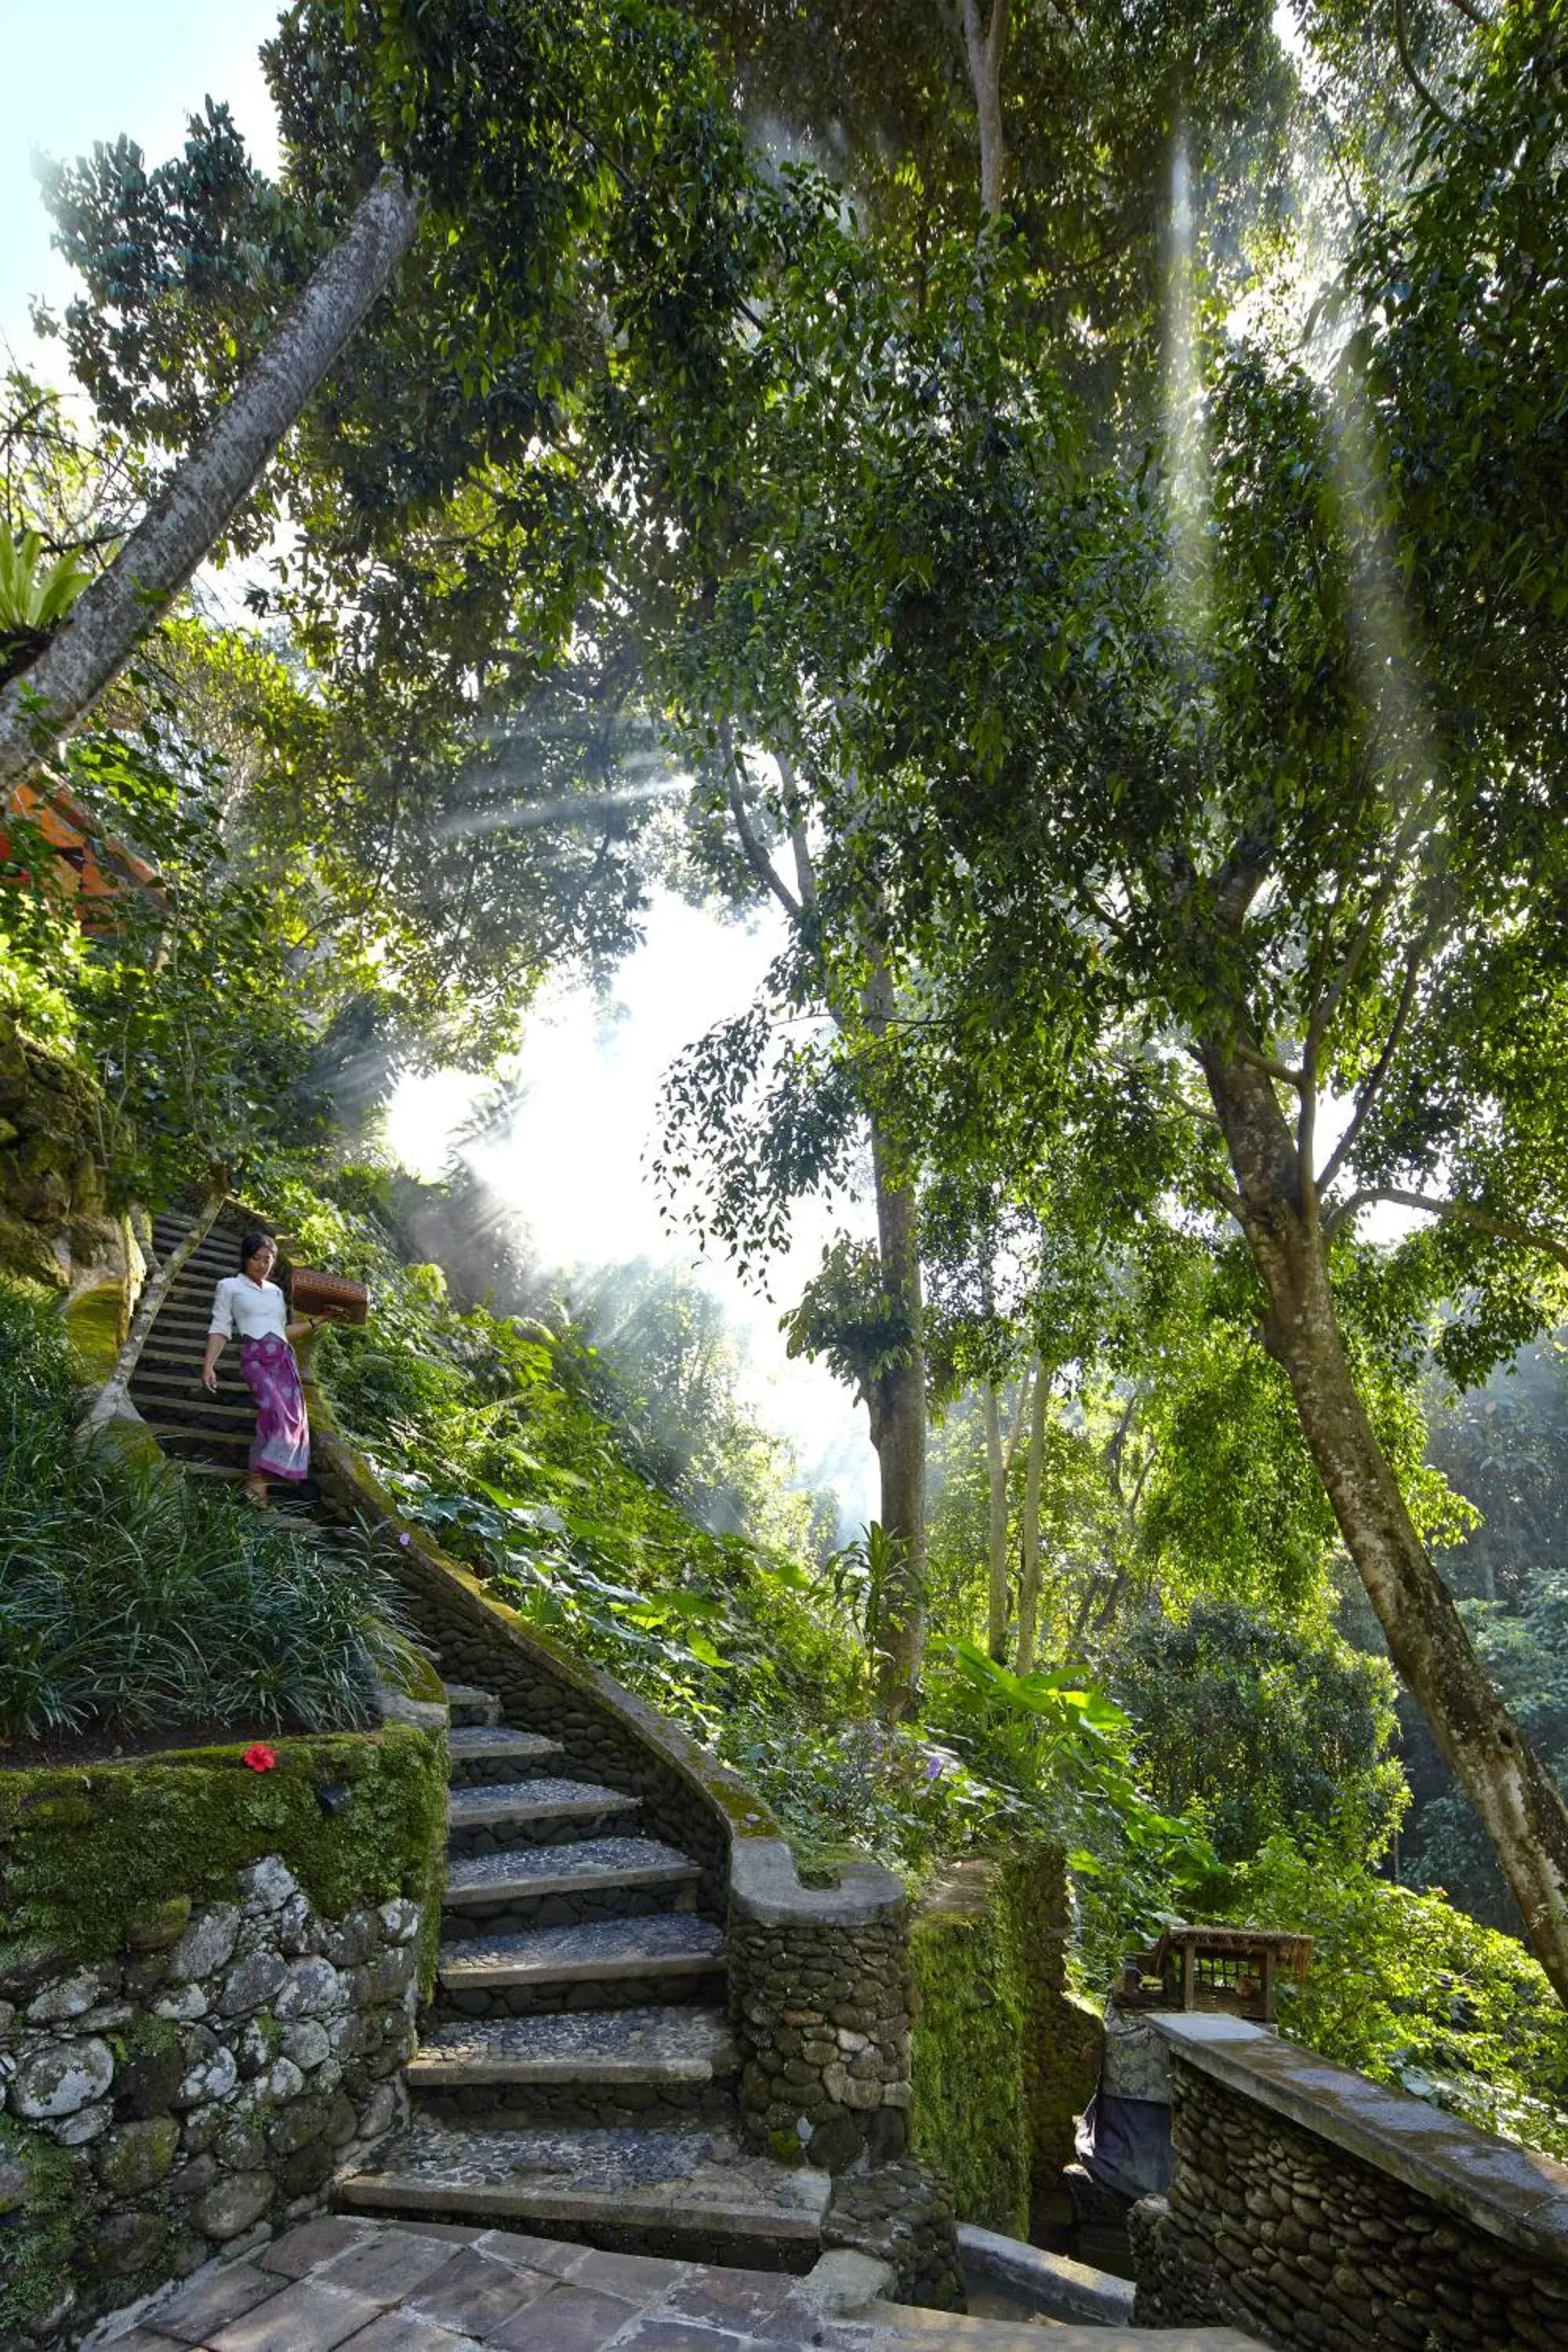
top-left (201, 1362), bottom-right (219, 1394)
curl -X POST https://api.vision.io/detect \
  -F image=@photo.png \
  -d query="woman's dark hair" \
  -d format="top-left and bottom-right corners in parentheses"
top-left (238, 1229), bottom-right (274, 1271)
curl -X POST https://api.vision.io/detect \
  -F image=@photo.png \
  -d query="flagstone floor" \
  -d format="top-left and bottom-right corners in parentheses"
top-left (91, 2214), bottom-right (1266, 2352)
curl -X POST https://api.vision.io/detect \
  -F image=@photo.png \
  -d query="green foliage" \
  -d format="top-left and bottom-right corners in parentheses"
top-left (1218, 1831), bottom-right (1568, 2162)
top-left (1108, 1599), bottom-right (1406, 1864)
top-left (308, 1216), bottom-right (865, 1751)
top-left (782, 1234), bottom-right (918, 1398)
top-left (0, 1279), bottom-right (390, 1742)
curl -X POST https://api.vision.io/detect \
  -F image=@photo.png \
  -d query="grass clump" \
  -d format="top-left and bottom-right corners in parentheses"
top-left (0, 1279), bottom-right (390, 1744)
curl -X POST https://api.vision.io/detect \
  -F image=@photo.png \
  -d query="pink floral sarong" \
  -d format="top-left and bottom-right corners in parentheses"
top-left (238, 1335), bottom-right (311, 1483)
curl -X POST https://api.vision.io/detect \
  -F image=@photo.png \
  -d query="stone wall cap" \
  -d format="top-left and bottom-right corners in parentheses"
top-left (729, 1836), bottom-right (907, 1929)
top-left (1150, 2010), bottom-right (1568, 2267)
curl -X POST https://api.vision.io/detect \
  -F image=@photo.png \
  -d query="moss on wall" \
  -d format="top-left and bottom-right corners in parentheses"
top-left (909, 1842), bottom-right (1103, 2244)
top-left (0, 1013), bottom-right (122, 1294)
top-left (0, 2114), bottom-right (78, 2339)
top-left (910, 1859), bottom-right (1032, 2237)
top-left (0, 1726), bottom-right (448, 1978)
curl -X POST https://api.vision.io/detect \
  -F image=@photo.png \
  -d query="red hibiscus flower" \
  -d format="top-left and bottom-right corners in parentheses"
top-left (242, 1743), bottom-right (278, 1772)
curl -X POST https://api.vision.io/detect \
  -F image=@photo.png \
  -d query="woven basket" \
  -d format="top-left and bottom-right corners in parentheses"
top-left (290, 1267), bottom-right (369, 1327)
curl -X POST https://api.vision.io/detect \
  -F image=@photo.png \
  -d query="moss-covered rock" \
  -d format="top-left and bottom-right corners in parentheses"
top-left (0, 1726), bottom-right (448, 1965)
top-left (0, 1011), bottom-right (127, 1297)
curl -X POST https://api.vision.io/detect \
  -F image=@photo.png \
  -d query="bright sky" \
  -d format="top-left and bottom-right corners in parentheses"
top-left (0, 1), bottom-right (282, 378)
top-left (385, 895), bottom-right (880, 1525)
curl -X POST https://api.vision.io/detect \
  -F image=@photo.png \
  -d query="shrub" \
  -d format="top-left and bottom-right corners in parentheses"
top-left (1218, 1828), bottom-right (1568, 2161)
top-left (0, 1279), bottom-right (392, 1742)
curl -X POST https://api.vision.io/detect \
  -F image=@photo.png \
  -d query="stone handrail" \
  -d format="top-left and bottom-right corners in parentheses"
top-left (1132, 2010), bottom-right (1568, 2349)
top-left (1149, 2013), bottom-right (1568, 2266)
top-left (303, 1376), bottom-right (913, 2169)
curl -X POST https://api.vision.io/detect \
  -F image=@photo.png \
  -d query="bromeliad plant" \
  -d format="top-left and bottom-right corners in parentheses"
top-left (0, 528), bottom-right (95, 684)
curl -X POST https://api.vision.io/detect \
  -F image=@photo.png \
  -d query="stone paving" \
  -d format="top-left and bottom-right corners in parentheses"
top-left (89, 2215), bottom-right (1269, 2352)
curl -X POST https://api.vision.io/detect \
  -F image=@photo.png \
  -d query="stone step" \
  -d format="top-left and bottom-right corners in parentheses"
top-left (407, 2005), bottom-right (736, 2111)
top-left (142, 1421), bottom-right (255, 1450)
top-left (446, 1725), bottom-right (565, 1786)
top-left (180, 1463), bottom-right (323, 1500)
top-left (126, 1390), bottom-right (256, 1424)
top-left (137, 1339), bottom-right (234, 1373)
top-left (873, 2310), bottom-right (1268, 2350)
top-left (447, 1778), bottom-right (641, 1856)
top-left (437, 1915), bottom-right (725, 2015)
top-left (335, 2118), bottom-right (831, 2270)
top-left (442, 1837), bottom-right (703, 1930)
top-left (130, 1374), bottom-right (249, 1406)
top-left (443, 1682), bottom-right (501, 1729)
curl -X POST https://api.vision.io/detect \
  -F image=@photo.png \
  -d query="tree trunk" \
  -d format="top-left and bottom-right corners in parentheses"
top-left (1015, 1359), bottom-right (1049, 1674)
top-left (954, 0), bottom-right (1011, 219)
top-left (866, 1111), bottom-right (928, 1719)
top-left (87, 1181), bottom-right (227, 1433)
top-left (984, 1381), bottom-right (1009, 1660)
top-left (1203, 1042), bottom-right (1568, 2004)
top-left (0, 172), bottom-right (419, 792)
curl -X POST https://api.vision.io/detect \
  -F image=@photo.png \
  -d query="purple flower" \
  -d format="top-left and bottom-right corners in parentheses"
top-left (924, 1754), bottom-right (945, 1783)
top-left (397, 1531), bottom-right (412, 1548)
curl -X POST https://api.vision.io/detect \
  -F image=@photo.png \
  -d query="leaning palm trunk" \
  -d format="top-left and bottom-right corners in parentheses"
top-left (1204, 1043), bottom-right (1568, 2006)
top-left (0, 172), bottom-right (419, 791)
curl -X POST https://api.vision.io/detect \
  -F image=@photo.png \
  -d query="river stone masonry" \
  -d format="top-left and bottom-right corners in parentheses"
top-left (1129, 2014), bottom-right (1568, 2352)
top-left (0, 1857), bottom-right (425, 2351)
top-left (728, 1846), bottom-right (914, 2177)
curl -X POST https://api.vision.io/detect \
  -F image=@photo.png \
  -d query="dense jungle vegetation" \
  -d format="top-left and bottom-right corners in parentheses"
top-left (7, 0), bottom-right (1568, 2168)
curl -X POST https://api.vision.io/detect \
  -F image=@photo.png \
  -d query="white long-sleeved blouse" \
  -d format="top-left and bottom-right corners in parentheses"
top-left (209, 1275), bottom-right (289, 1344)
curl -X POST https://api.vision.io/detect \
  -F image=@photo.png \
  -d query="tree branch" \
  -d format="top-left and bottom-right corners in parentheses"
top-left (1316, 941), bottom-right (1428, 1197)
top-left (720, 720), bottom-right (800, 923)
top-left (1325, 1187), bottom-right (1568, 1272)
top-left (1235, 1040), bottom-right (1306, 1093)
top-left (775, 751), bottom-right (818, 910)
top-left (1434, 0), bottom-right (1495, 28)
top-left (1394, 0), bottom-right (1460, 123)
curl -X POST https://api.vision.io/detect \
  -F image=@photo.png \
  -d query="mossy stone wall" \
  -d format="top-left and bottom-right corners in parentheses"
top-left (0, 1726), bottom-right (447, 2350)
top-left (909, 1845), bottom-right (1103, 2243)
top-left (0, 1014), bottom-right (125, 1298)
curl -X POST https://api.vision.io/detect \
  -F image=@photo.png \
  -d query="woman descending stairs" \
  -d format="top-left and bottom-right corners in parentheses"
top-left (129, 1212), bottom-right (327, 1527)
top-left (339, 1678), bottom-right (836, 2270)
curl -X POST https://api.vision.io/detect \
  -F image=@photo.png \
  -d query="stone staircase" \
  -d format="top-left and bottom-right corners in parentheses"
top-left (121, 1210), bottom-right (1271, 2343)
top-left (124, 1212), bottom-right (848, 2275)
top-left (340, 1671), bottom-right (837, 2267)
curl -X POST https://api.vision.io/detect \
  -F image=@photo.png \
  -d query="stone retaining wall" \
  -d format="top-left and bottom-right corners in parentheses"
top-left (0, 1723), bottom-right (445, 2350)
top-left (1130, 2014), bottom-right (1568, 2352)
top-left (909, 1849), bottom-right (1103, 2241)
top-left (1, 1858), bottom-right (427, 2352)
